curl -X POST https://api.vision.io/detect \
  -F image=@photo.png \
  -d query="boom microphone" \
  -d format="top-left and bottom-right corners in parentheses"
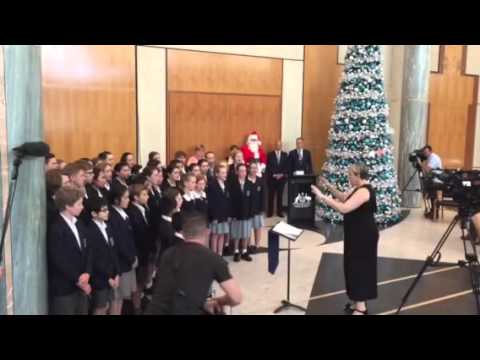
top-left (13, 142), bottom-right (50, 158)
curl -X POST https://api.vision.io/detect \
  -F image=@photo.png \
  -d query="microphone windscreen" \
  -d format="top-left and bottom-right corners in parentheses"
top-left (13, 142), bottom-right (50, 157)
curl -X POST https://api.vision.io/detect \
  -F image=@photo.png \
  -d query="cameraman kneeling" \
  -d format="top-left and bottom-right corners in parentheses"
top-left (146, 211), bottom-right (242, 315)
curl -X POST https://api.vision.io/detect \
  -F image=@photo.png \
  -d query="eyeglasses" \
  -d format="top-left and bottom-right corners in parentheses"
top-left (99, 208), bottom-right (109, 213)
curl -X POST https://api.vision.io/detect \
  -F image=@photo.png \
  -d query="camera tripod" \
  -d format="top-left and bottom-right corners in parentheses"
top-left (396, 212), bottom-right (480, 315)
top-left (401, 167), bottom-right (432, 213)
top-left (401, 168), bottom-right (424, 195)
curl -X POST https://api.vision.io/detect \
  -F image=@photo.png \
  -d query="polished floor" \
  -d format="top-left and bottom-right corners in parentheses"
top-left (214, 208), bottom-right (476, 315)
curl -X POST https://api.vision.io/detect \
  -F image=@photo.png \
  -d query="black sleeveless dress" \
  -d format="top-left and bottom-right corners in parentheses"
top-left (343, 184), bottom-right (379, 302)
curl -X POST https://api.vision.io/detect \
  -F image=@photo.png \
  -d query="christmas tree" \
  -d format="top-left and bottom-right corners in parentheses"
top-left (318, 45), bottom-right (402, 226)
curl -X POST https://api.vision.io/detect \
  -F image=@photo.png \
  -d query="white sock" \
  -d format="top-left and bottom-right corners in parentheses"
top-left (242, 249), bottom-right (248, 254)
top-left (234, 249), bottom-right (240, 254)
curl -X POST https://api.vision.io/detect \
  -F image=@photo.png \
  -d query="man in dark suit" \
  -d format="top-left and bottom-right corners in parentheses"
top-left (288, 137), bottom-right (313, 175)
top-left (267, 140), bottom-right (289, 217)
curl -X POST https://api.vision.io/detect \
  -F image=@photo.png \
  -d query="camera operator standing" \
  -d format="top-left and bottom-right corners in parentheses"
top-left (418, 145), bottom-right (443, 219)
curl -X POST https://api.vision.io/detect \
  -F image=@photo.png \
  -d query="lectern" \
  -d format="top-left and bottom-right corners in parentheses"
top-left (287, 175), bottom-right (316, 228)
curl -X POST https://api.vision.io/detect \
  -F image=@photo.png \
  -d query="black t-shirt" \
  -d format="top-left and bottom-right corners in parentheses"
top-left (146, 242), bottom-right (232, 315)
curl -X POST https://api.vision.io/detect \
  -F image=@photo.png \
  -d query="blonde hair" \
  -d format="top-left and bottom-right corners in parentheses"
top-left (351, 163), bottom-right (369, 180)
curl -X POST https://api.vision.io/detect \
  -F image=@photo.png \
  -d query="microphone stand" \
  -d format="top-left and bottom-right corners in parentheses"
top-left (0, 155), bottom-right (23, 265)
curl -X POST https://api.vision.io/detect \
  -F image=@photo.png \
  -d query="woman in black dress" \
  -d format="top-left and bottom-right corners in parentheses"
top-left (311, 163), bottom-right (379, 315)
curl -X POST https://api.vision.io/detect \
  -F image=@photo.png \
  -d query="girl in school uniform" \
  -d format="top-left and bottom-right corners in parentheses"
top-left (247, 160), bottom-right (266, 254)
top-left (194, 175), bottom-right (208, 219)
top-left (112, 162), bottom-right (131, 191)
top-left (230, 163), bottom-right (254, 262)
top-left (120, 152), bottom-right (138, 175)
top-left (227, 150), bottom-right (245, 186)
top-left (108, 185), bottom-right (138, 315)
top-left (156, 188), bottom-right (184, 265)
top-left (86, 164), bottom-right (109, 203)
top-left (126, 184), bottom-right (155, 315)
top-left (206, 165), bottom-right (231, 256)
top-left (181, 173), bottom-right (198, 213)
top-left (103, 163), bottom-right (114, 195)
top-left (161, 163), bottom-right (182, 192)
top-left (187, 163), bottom-right (201, 178)
top-left (144, 166), bottom-right (163, 221)
top-left (227, 145), bottom-right (240, 166)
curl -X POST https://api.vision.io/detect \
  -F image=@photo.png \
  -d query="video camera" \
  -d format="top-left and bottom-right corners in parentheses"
top-left (432, 169), bottom-right (480, 216)
top-left (409, 149), bottom-right (428, 170)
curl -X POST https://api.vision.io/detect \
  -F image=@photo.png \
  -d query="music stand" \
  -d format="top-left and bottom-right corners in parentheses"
top-left (272, 222), bottom-right (307, 314)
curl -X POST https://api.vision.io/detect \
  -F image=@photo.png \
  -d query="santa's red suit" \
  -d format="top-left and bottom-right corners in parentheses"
top-left (241, 132), bottom-right (267, 176)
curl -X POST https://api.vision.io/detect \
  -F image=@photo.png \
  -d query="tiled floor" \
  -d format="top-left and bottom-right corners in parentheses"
top-left (213, 208), bottom-right (469, 315)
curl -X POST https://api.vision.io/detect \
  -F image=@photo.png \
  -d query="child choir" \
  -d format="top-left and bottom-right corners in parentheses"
top-left (45, 145), bottom-right (266, 315)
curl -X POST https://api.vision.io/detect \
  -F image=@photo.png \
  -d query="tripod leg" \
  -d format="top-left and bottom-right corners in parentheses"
top-left (396, 216), bottom-right (459, 315)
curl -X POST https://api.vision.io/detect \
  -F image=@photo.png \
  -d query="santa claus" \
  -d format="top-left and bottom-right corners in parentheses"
top-left (241, 131), bottom-right (267, 177)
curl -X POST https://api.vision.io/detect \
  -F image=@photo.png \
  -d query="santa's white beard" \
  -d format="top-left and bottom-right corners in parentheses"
top-left (249, 144), bottom-right (259, 154)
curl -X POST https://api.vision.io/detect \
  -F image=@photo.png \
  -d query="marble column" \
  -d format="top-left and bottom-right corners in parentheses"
top-left (0, 46), bottom-right (7, 315)
top-left (3, 45), bottom-right (47, 314)
top-left (398, 45), bottom-right (431, 208)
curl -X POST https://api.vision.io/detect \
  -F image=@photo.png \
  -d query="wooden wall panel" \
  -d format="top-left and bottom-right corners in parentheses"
top-left (302, 45), bottom-right (343, 173)
top-left (167, 49), bottom-right (283, 96)
top-left (42, 45), bottom-right (137, 163)
top-left (428, 45), bottom-right (478, 169)
top-left (168, 93), bottom-right (281, 161)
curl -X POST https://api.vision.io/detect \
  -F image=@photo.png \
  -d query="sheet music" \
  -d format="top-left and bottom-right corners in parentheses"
top-left (272, 221), bottom-right (303, 240)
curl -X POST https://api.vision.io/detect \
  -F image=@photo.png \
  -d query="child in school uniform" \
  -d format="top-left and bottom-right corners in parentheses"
top-left (156, 188), bottom-right (184, 266)
top-left (142, 165), bottom-right (163, 294)
top-left (247, 160), bottom-right (266, 254)
top-left (86, 197), bottom-right (120, 315)
top-left (103, 163), bottom-right (114, 194)
top-left (126, 184), bottom-right (155, 315)
top-left (112, 162), bottom-right (131, 192)
top-left (143, 166), bottom-right (163, 222)
top-left (181, 173), bottom-right (198, 213)
top-left (187, 163), bottom-right (201, 178)
top-left (161, 163), bottom-right (182, 192)
top-left (108, 185), bottom-right (138, 315)
top-left (48, 185), bottom-right (92, 315)
top-left (86, 163), bottom-right (109, 203)
top-left (227, 151), bottom-right (245, 186)
top-left (230, 163), bottom-right (254, 262)
top-left (194, 175), bottom-right (208, 219)
top-left (206, 165), bottom-right (231, 256)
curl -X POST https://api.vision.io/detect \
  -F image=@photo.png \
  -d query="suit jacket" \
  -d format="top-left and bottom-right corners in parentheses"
top-left (108, 207), bottom-right (137, 274)
top-left (266, 151), bottom-right (289, 183)
top-left (87, 221), bottom-right (120, 291)
top-left (78, 194), bottom-right (92, 226)
top-left (47, 215), bottom-right (92, 297)
top-left (206, 180), bottom-right (232, 223)
top-left (249, 177), bottom-right (266, 215)
top-left (85, 184), bottom-right (104, 203)
top-left (288, 149), bottom-right (313, 175)
top-left (230, 179), bottom-right (254, 220)
top-left (126, 204), bottom-right (156, 267)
